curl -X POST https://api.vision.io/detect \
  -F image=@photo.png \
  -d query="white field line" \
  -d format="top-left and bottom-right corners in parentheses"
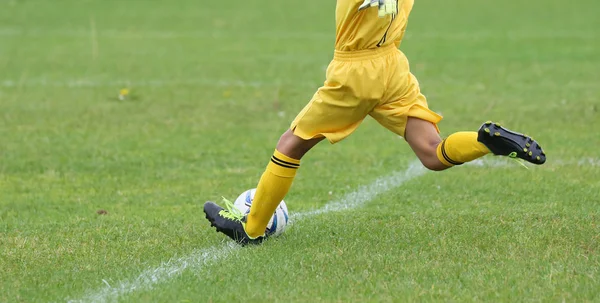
top-left (66, 157), bottom-right (599, 303)
top-left (572, 158), bottom-right (600, 167)
top-left (294, 161), bottom-right (426, 220)
top-left (1, 28), bottom-right (597, 40)
top-left (69, 243), bottom-right (241, 303)
top-left (0, 79), bottom-right (318, 89)
top-left (67, 161), bottom-right (426, 303)
top-left (2, 78), bottom-right (597, 90)
top-left (468, 157), bottom-right (600, 168)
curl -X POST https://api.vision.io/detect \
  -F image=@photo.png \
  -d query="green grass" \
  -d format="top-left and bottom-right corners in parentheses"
top-left (1, 0), bottom-right (599, 302)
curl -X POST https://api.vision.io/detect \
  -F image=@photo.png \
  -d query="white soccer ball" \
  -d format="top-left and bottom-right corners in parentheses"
top-left (233, 188), bottom-right (289, 237)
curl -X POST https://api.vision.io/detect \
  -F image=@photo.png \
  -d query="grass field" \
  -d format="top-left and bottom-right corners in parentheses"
top-left (1, 0), bottom-right (600, 302)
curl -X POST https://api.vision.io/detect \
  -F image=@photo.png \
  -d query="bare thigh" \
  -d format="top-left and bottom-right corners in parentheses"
top-left (404, 117), bottom-right (448, 171)
top-left (276, 130), bottom-right (325, 160)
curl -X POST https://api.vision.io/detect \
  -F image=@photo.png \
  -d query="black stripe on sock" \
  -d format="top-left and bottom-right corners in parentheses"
top-left (441, 139), bottom-right (464, 166)
top-left (271, 155), bottom-right (300, 167)
top-left (271, 157), bottom-right (299, 169)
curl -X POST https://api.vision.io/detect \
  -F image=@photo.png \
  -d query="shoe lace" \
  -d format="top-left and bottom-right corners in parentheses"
top-left (508, 152), bottom-right (529, 170)
top-left (218, 197), bottom-right (245, 222)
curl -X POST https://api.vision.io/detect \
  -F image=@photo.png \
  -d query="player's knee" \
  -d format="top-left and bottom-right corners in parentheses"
top-left (420, 156), bottom-right (449, 171)
top-left (276, 130), bottom-right (322, 160)
top-left (277, 130), bottom-right (301, 151)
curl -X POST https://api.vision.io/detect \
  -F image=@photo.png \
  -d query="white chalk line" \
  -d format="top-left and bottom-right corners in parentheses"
top-left (293, 161), bottom-right (426, 220)
top-left (67, 160), bottom-right (426, 303)
top-left (0, 79), bottom-right (318, 89)
top-left (68, 243), bottom-right (240, 303)
top-left (66, 157), bottom-right (598, 302)
top-left (2, 78), bottom-right (597, 90)
top-left (468, 157), bottom-right (600, 169)
top-left (1, 28), bottom-right (597, 40)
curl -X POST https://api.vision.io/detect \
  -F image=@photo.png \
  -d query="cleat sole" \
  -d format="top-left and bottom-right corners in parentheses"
top-left (478, 122), bottom-right (546, 165)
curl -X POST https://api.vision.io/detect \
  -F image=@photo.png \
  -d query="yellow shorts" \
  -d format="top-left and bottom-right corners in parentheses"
top-left (290, 44), bottom-right (442, 144)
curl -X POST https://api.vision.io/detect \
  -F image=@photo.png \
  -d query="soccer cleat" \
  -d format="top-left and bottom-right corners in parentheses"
top-left (477, 121), bottom-right (546, 165)
top-left (203, 199), bottom-right (265, 246)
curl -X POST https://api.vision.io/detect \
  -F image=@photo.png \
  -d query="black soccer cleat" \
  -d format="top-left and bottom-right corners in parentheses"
top-left (203, 201), bottom-right (264, 246)
top-left (477, 121), bottom-right (546, 165)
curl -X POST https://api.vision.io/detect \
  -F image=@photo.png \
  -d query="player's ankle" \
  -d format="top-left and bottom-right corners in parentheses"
top-left (244, 224), bottom-right (266, 239)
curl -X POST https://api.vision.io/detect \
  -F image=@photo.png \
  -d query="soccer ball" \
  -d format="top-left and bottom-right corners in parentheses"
top-left (233, 188), bottom-right (289, 237)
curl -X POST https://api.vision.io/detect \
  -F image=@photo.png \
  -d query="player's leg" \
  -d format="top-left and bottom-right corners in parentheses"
top-left (204, 111), bottom-right (367, 245)
top-left (405, 117), bottom-right (547, 169)
top-left (204, 57), bottom-right (378, 245)
top-left (374, 51), bottom-right (545, 169)
top-left (242, 55), bottom-right (384, 238)
top-left (203, 131), bottom-right (324, 245)
top-left (402, 117), bottom-right (445, 171)
top-left (276, 129), bottom-right (324, 160)
top-left (404, 116), bottom-right (490, 170)
top-left (243, 130), bottom-right (324, 238)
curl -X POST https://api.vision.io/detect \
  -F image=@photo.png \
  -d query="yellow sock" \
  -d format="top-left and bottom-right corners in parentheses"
top-left (245, 149), bottom-right (299, 238)
top-left (436, 131), bottom-right (490, 167)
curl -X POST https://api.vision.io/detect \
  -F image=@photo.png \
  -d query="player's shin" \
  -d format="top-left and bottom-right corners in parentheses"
top-left (245, 149), bottom-right (300, 238)
top-left (436, 131), bottom-right (490, 167)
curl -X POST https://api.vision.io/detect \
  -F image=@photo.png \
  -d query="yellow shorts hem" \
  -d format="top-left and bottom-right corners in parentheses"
top-left (289, 125), bottom-right (333, 144)
top-left (407, 104), bottom-right (443, 134)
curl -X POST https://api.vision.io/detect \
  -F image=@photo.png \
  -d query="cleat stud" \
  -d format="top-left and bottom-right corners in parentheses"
top-left (536, 156), bottom-right (541, 161)
top-left (494, 132), bottom-right (501, 136)
top-left (523, 148), bottom-right (528, 152)
top-left (485, 121), bottom-right (492, 125)
top-left (526, 143), bottom-right (531, 147)
top-left (484, 128), bottom-right (490, 133)
top-left (495, 123), bottom-right (502, 127)
top-left (528, 151), bottom-right (533, 156)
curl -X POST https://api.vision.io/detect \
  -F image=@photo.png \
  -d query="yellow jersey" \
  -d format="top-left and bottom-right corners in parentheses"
top-left (334, 0), bottom-right (413, 51)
